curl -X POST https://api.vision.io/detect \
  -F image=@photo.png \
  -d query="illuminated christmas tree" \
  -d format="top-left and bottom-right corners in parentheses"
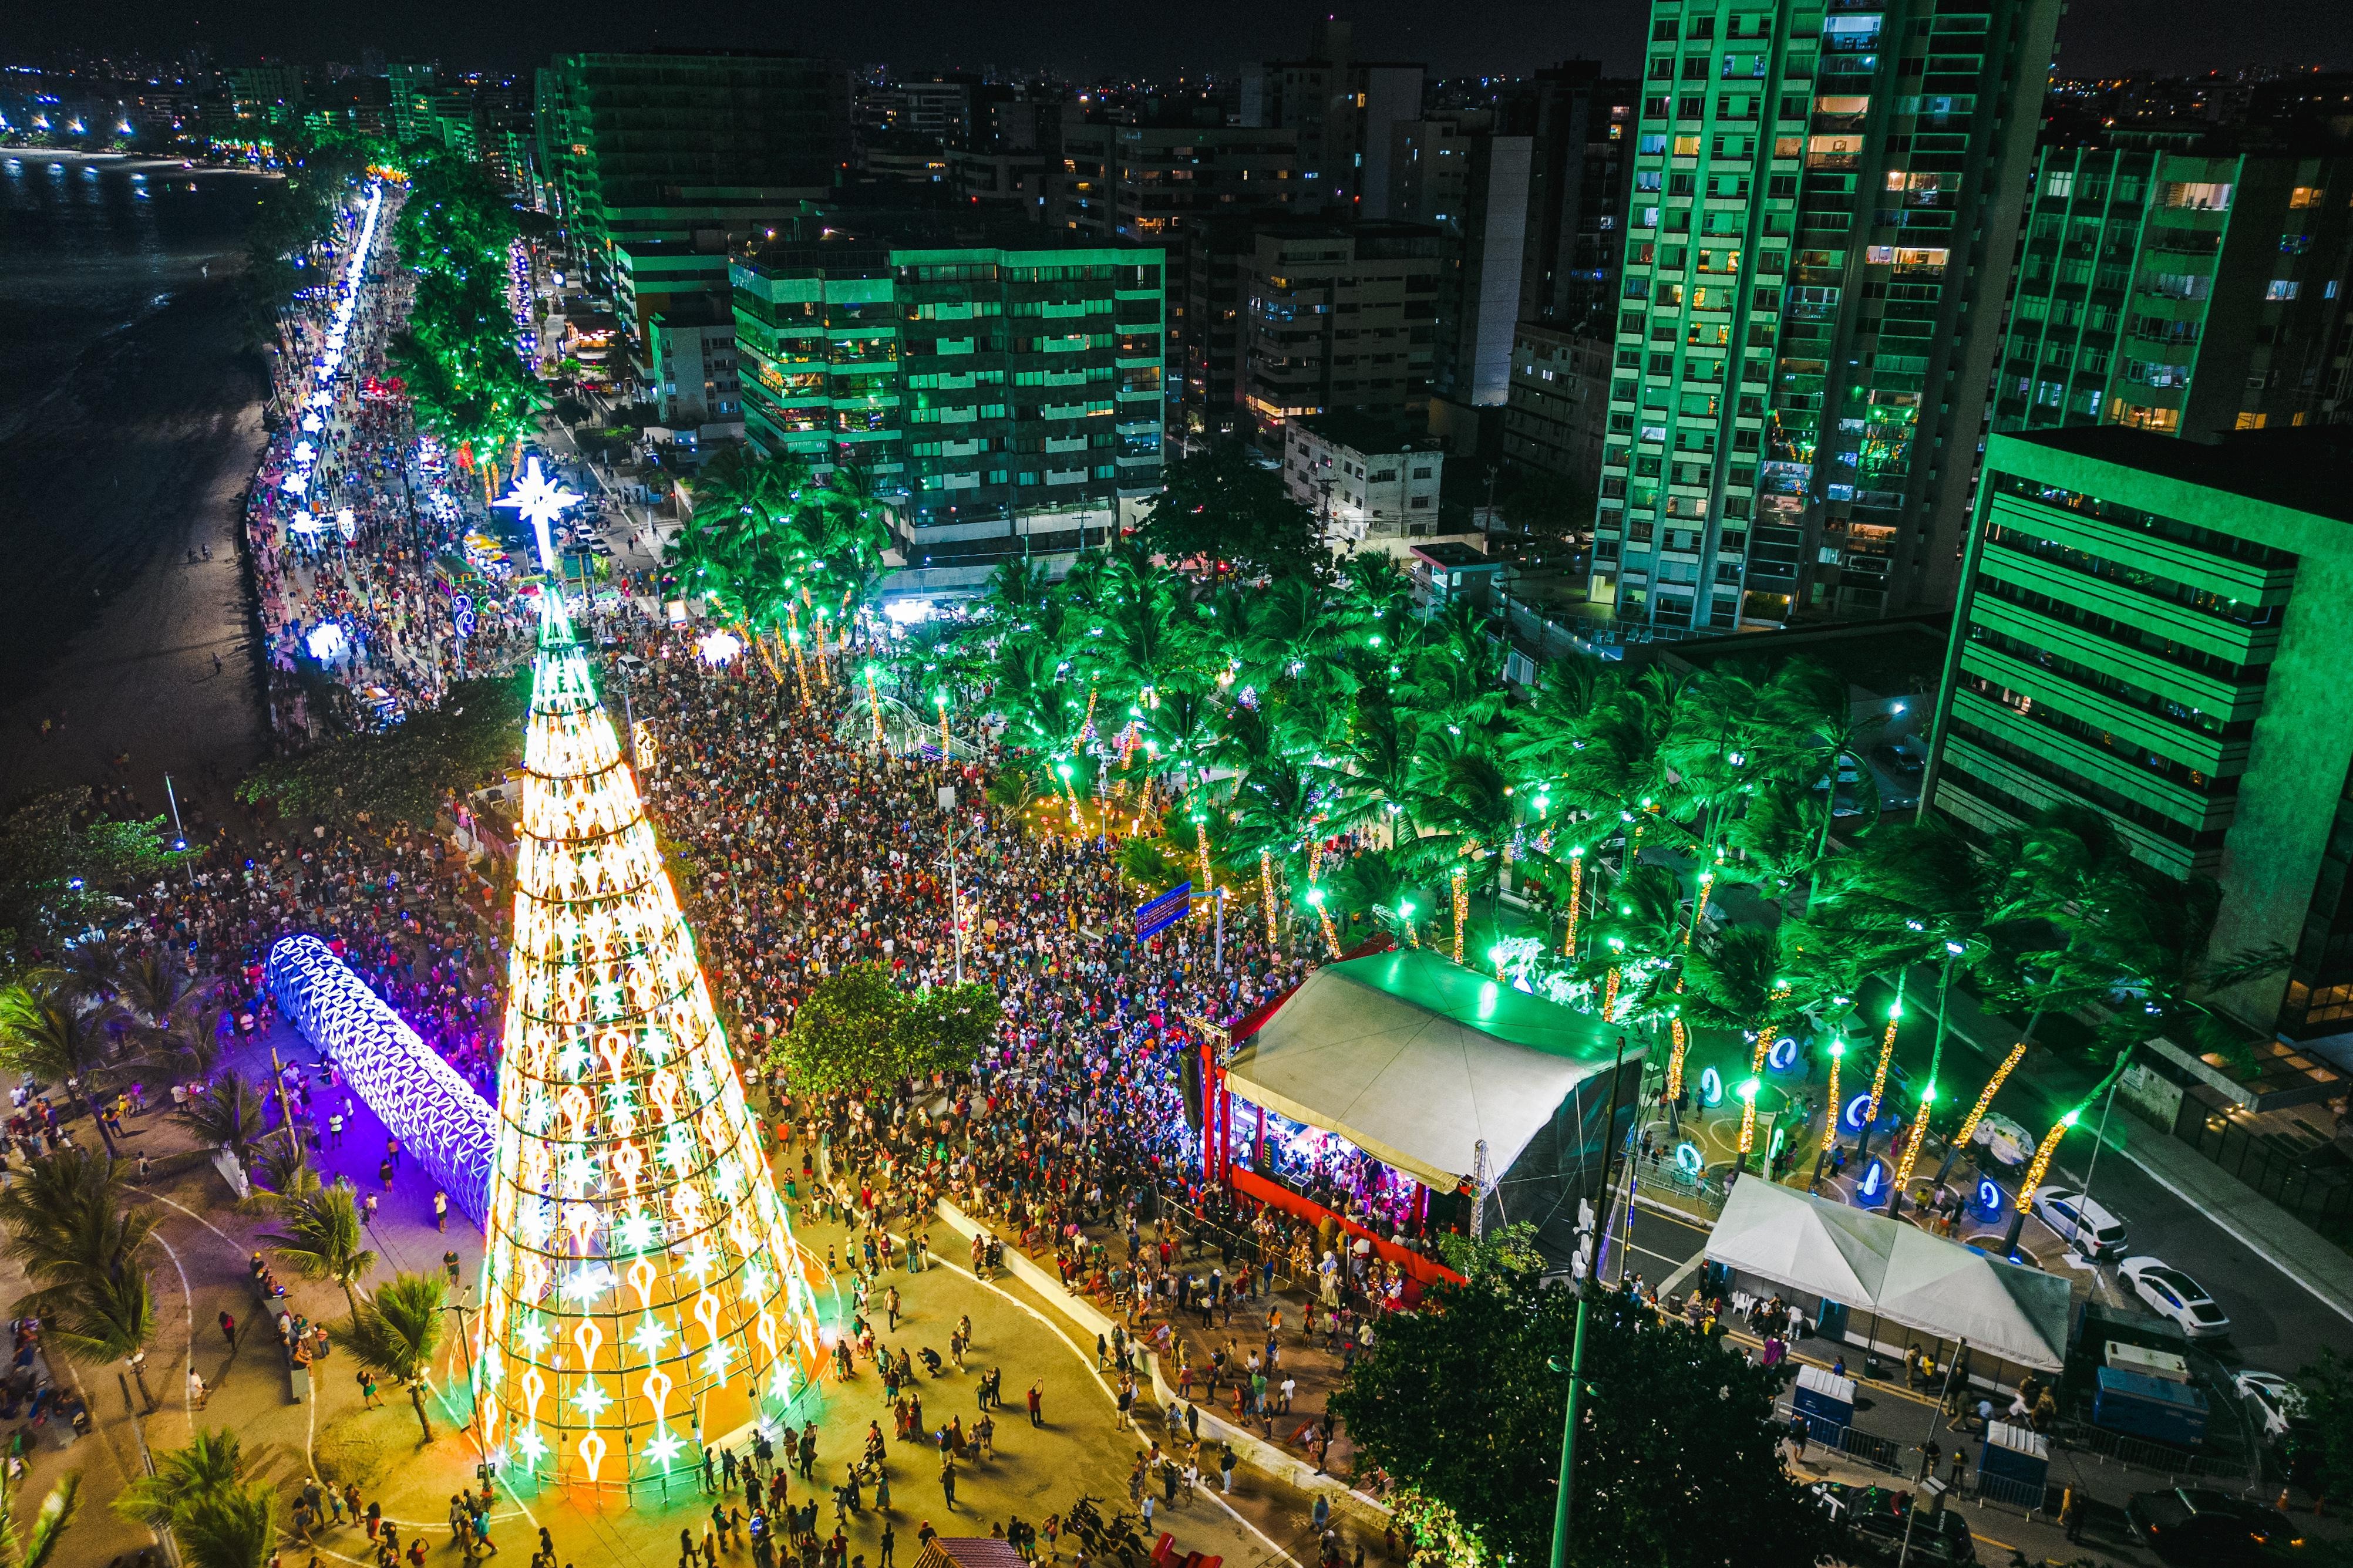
top-left (474, 470), bottom-right (824, 1493)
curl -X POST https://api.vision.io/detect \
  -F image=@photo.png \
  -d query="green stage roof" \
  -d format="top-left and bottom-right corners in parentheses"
top-left (1326, 947), bottom-right (1625, 1064)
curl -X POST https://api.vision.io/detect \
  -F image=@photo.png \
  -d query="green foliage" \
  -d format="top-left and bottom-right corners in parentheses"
top-left (0, 1468), bottom-right (78, 1568)
top-left (0, 790), bottom-right (188, 950)
top-left (769, 962), bottom-right (1002, 1093)
top-left (1332, 1276), bottom-right (1834, 1568)
top-left (346, 1271), bottom-right (451, 1442)
top-left (111, 1430), bottom-right (255, 1530)
top-left (2284, 1348), bottom-right (2353, 1506)
top-left (168, 1072), bottom-right (273, 1176)
top-left (1136, 443), bottom-right (1324, 581)
top-left (389, 150), bottom-right (543, 459)
top-left (170, 1479), bottom-right (280, 1568)
top-left (259, 1185), bottom-right (379, 1316)
top-left (237, 673), bottom-right (526, 828)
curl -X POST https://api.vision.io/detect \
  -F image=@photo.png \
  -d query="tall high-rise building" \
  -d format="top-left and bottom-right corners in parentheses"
top-left (388, 60), bottom-right (436, 144)
top-left (1592, 0), bottom-right (2061, 633)
top-left (1236, 219), bottom-right (1445, 451)
top-left (1994, 141), bottom-right (2353, 440)
top-left (1520, 64), bottom-right (1641, 335)
top-left (1239, 19), bottom-right (1425, 217)
top-left (538, 51), bottom-right (851, 291)
top-left (1923, 426), bottom-right (2353, 1045)
top-left (1393, 113), bottom-right (1536, 413)
top-left (731, 234), bottom-right (1166, 568)
top-left (1051, 100), bottom-right (1300, 241)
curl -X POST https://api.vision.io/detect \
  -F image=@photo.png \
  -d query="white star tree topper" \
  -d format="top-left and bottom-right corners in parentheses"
top-left (492, 456), bottom-right (587, 572)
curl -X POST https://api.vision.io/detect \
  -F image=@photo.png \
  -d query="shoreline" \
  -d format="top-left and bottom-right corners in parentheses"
top-left (0, 314), bottom-right (272, 812)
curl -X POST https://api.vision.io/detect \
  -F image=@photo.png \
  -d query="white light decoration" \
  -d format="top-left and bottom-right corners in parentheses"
top-left (476, 585), bottom-right (824, 1496)
top-left (288, 514), bottom-right (328, 540)
top-left (695, 629), bottom-right (744, 666)
top-left (306, 622), bottom-right (348, 662)
top-left (265, 935), bottom-right (497, 1219)
top-left (492, 457), bottom-right (586, 573)
top-left (277, 183), bottom-right (383, 505)
top-left (335, 507), bottom-right (357, 541)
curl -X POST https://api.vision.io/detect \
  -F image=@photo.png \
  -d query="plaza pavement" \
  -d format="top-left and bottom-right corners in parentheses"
top-left (5, 1021), bottom-right (1348, 1568)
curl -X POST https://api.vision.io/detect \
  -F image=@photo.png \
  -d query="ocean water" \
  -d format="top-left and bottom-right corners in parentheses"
top-left (0, 150), bottom-right (270, 695)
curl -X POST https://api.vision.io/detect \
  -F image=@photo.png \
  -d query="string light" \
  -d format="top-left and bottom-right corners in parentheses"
top-left (1450, 866), bottom-right (1468, 965)
top-left (1667, 1014), bottom-right (1688, 1102)
top-left (1892, 1082), bottom-right (1936, 1192)
top-left (1260, 849), bottom-right (1278, 947)
top-left (1823, 1041), bottom-right (1844, 1146)
top-left (1949, 1040), bottom-right (2028, 1156)
top-left (1563, 847), bottom-right (1584, 955)
top-left (476, 588), bottom-right (823, 1494)
top-left (1685, 869), bottom-right (1714, 947)
top-left (1866, 1001), bottom-right (1900, 1126)
top-left (1307, 888), bottom-right (1342, 959)
top-left (2015, 1109), bottom-right (2081, 1213)
top-left (864, 667), bottom-right (886, 753)
top-left (1601, 966), bottom-right (1621, 1023)
top-left (1396, 899), bottom-right (1418, 948)
top-left (1735, 1077), bottom-right (1762, 1159)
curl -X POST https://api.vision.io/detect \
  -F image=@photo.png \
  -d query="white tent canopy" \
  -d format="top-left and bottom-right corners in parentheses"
top-left (1222, 950), bottom-right (1626, 1191)
top-left (1705, 1178), bottom-right (2073, 1371)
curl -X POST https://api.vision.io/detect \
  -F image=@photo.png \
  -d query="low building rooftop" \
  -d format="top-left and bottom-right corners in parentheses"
top-left (2009, 426), bottom-right (2353, 527)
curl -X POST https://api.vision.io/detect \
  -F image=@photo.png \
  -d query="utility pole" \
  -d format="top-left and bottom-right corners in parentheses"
top-left (163, 774), bottom-right (196, 890)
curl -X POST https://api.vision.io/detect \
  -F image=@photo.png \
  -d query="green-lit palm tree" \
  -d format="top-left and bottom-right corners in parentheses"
top-left (346, 1271), bottom-right (450, 1444)
top-left (260, 1185), bottom-right (379, 1319)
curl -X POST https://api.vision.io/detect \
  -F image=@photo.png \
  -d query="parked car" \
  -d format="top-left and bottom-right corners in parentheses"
top-left (2126, 1488), bottom-right (2301, 1564)
top-left (2120, 1256), bottom-right (2232, 1339)
top-left (1809, 1482), bottom-right (1975, 1565)
top-left (2031, 1187), bottom-right (2128, 1257)
top-left (1876, 737), bottom-right (1929, 775)
top-left (2234, 1371), bottom-right (2304, 1439)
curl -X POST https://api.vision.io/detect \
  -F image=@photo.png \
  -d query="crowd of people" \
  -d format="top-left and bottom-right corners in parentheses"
top-left (245, 183), bottom-right (537, 740)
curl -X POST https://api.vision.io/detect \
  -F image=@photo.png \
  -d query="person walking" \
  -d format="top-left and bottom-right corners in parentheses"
top-left (435, 1189), bottom-right (450, 1232)
top-left (220, 1310), bottom-right (237, 1347)
top-left (1026, 1382), bottom-right (1043, 1427)
top-left (188, 1365), bottom-right (208, 1409)
top-left (938, 1458), bottom-right (957, 1512)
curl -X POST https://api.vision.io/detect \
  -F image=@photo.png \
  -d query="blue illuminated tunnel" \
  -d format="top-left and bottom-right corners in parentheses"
top-left (266, 933), bottom-right (497, 1222)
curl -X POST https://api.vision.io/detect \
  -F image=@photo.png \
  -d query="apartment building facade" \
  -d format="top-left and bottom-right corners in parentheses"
top-left (1994, 142), bottom-right (2353, 440)
top-left (1238, 220), bottom-right (1446, 451)
top-left (731, 238), bottom-right (1166, 566)
top-left (1593, 0), bottom-right (2059, 632)
top-left (1925, 427), bottom-right (2353, 1042)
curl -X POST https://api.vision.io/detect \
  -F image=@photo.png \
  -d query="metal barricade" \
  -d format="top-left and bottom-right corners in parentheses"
top-left (1970, 1471), bottom-right (2051, 1514)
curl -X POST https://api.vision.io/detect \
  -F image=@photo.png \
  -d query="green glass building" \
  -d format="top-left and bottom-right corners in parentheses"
top-left (1925, 426), bottom-right (2353, 1041)
top-left (1594, 0), bottom-right (2058, 632)
top-left (1993, 141), bottom-right (2353, 439)
top-left (731, 238), bottom-right (1166, 566)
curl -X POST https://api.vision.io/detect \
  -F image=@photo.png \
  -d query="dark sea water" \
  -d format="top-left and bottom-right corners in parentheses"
top-left (0, 150), bottom-right (270, 696)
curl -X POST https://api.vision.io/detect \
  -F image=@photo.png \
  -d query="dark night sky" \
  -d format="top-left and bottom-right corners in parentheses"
top-left (26, 0), bottom-right (2353, 80)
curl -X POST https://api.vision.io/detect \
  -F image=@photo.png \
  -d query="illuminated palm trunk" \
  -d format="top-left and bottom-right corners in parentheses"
top-left (1260, 849), bottom-right (1278, 946)
top-left (1939, 1040), bottom-right (2028, 1182)
top-left (1450, 866), bottom-right (1469, 965)
top-left (476, 585), bottom-right (823, 1496)
top-left (1562, 848), bottom-right (1584, 956)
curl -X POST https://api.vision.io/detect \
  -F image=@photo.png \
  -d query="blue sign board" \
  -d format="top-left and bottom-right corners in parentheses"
top-left (1136, 881), bottom-right (1193, 940)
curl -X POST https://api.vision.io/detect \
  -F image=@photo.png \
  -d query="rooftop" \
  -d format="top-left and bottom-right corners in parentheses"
top-left (1664, 615), bottom-right (1952, 701)
top-left (1294, 410), bottom-right (1441, 456)
top-left (2007, 426), bottom-right (2353, 527)
top-left (1411, 541), bottom-right (1499, 570)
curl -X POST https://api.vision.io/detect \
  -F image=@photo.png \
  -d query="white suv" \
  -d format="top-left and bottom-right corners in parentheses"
top-left (2031, 1188), bottom-right (2128, 1259)
top-left (2120, 1256), bottom-right (2232, 1340)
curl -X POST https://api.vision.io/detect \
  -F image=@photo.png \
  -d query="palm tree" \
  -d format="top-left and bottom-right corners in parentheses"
top-left (111, 954), bottom-right (224, 1074)
top-left (0, 1469), bottom-right (78, 1568)
top-left (110, 1429), bottom-right (257, 1530)
top-left (0, 1146), bottom-right (159, 1303)
top-left (0, 982), bottom-right (126, 1156)
top-left (170, 1481), bottom-right (278, 1568)
top-left (169, 1073), bottom-right (272, 1180)
top-left (249, 1133), bottom-right (324, 1210)
top-left (347, 1271), bottom-right (449, 1443)
top-left (45, 1266), bottom-right (160, 1411)
top-left (260, 1185), bottom-right (379, 1319)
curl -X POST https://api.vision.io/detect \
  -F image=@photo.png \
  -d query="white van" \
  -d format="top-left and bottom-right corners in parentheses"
top-left (2032, 1187), bottom-right (2128, 1259)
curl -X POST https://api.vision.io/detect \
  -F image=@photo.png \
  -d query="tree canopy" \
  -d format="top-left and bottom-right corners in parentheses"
top-left (1135, 443), bottom-right (1325, 582)
top-left (1332, 1255), bottom-right (1834, 1568)
top-left (768, 962), bottom-right (1001, 1094)
top-left (0, 789), bottom-right (187, 957)
top-left (236, 672), bottom-right (527, 828)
